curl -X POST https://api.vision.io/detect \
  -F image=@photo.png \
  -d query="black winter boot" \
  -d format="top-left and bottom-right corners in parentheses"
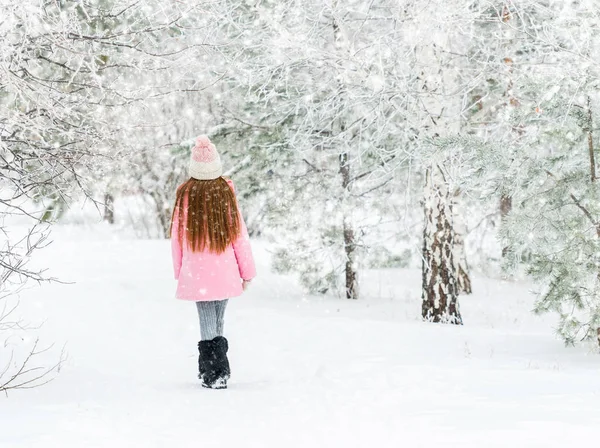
top-left (213, 336), bottom-right (231, 380)
top-left (197, 341), bottom-right (206, 380)
top-left (198, 337), bottom-right (230, 389)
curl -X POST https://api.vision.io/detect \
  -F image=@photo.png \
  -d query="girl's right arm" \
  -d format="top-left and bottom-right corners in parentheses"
top-left (232, 212), bottom-right (256, 281)
top-left (226, 179), bottom-right (256, 281)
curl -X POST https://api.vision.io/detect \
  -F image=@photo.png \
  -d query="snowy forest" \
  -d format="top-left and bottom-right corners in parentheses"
top-left (2, 0), bottom-right (600, 445)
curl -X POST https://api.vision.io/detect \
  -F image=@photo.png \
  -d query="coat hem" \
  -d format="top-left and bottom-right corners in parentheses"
top-left (175, 292), bottom-right (242, 302)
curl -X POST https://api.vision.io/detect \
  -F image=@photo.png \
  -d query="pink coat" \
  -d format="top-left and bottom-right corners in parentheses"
top-left (171, 179), bottom-right (256, 301)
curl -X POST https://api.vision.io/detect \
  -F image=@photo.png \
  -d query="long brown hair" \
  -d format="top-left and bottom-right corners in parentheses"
top-left (170, 177), bottom-right (241, 254)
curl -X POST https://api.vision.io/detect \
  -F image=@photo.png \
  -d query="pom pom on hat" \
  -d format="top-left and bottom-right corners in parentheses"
top-left (195, 135), bottom-right (212, 147)
top-left (189, 135), bottom-right (223, 180)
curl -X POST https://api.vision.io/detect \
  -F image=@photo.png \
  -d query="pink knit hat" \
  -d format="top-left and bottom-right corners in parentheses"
top-left (189, 135), bottom-right (223, 180)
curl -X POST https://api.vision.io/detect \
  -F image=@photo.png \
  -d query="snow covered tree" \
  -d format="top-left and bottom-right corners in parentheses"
top-left (0, 0), bottom-right (219, 389)
top-left (211, 0), bottom-right (412, 299)
top-left (463, 2), bottom-right (542, 262)
top-left (503, 58), bottom-right (600, 347)
top-left (410, 1), bottom-right (483, 324)
top-left (441, 0), bottom-right (600, 345)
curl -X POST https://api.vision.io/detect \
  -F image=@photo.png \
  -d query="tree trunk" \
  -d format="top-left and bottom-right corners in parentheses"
top-left (422, 166), bottom-right (462, 324)
top-left (104, 193), bottom-right (115, 224)
top-left (585, 95), bottom-right (600, 348)
top-left (456, 263), bottom-right (472, 295)
top-left (453, 189), bottom-right (472, 294)
top-left (343, 219), bottom-right (358, 300)
top-left (499, 4), bottom-right (519, 257)
top-left (500, 194), bottom-right (512, 218)
top-left (332, 5), bottom-right (358, 299)
top-left (500, 194), bottom-right (512, 256)
top-left (340, 152), bottom-right (358, 300)
top-left (415, 9), bottom-right (463, 321)
top-left (587, 95), bottom-right (596, 183)
top-left (148, 192), bottom-right (171, 238)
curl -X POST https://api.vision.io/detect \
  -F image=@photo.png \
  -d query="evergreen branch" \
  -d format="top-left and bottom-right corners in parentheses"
top-left (545, 170), bottom-right (600, 237)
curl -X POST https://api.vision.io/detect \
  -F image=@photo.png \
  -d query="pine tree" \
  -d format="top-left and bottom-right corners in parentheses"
top-left (451, 0), bottom-right (600, 345)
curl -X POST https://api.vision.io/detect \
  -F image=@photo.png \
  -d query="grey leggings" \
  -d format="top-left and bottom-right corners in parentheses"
top-left (196, 300), bottom-right (229, 341)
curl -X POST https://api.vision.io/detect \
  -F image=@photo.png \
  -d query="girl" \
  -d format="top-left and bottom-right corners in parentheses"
top-left (170, 135), bottom-right (256, 390)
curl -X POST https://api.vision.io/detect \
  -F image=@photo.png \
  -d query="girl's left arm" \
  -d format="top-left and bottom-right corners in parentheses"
top-left (171, 209), bottom-right (183, 280)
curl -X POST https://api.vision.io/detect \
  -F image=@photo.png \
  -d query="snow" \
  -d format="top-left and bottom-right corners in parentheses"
top-left (2, 224), bottom-right (600, 448)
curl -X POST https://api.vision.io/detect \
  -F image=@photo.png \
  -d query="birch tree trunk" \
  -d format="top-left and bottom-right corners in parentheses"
top-left (340, 152), bottom-right (358, 299)
top-left (422, 167), bottom-right (462, 323)
top-left (416, 7), bottom-right (463, 324)
top-left (453, 190), bottom-right (472, 294)
top-left (332, 2), bottom-right (358, 299)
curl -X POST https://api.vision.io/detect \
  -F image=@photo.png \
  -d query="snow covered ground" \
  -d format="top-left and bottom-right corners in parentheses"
top-left (2, 224), bottom-right (600, 448)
